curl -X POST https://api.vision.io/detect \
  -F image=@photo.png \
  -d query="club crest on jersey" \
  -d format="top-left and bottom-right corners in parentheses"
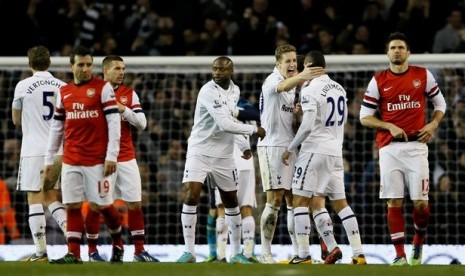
top-left (301, 96), bottom-right (309, 104)
top-left (213, 100), bottom-right (221, 108)
top-left (412, 79), bottom-right (421, 88)
top-left (120, 96), bottom-right (128, 104)
top-left (86, 88), bottom-right (96, 98)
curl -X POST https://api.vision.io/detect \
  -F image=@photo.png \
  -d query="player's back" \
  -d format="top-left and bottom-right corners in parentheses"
top-left (300, 75), bottom-right (347, 156)
top-left (13, 72), bottom-right (65, 157)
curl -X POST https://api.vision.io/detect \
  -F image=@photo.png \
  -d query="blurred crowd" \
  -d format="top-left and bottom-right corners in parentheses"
top-left (2, 0), bottom-right (465, 57)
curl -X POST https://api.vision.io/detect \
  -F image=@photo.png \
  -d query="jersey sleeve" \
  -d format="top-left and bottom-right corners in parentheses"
top-left (121, 90), bottom-right (147, 130)
top-left (199, 89), bottom-right (256, 135)
top-left (425, 69), bottom-right (447, 113)
top-left (102, 83), bottom-right (121, 162)
top-left (45, 91), bottom-right (65, 165)
top-left (360, 77), bottom-right (379, 119)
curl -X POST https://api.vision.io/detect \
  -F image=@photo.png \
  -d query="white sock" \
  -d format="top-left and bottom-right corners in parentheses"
top-left (225, 206), bottom-right (242, 256)
top-left (216, 216), bottom-right (228, 260)
top-left (260, 203), bottom-right (279, 255)
top-left (294, 207), bottom-right (311, 258)
top-left (29, 204), bottom-right (47, 256)
top-left (48, 201), bottom-right (67, 234)
top-left (313, 208), bottom-right (338, 252)
top-left (242, 216), bottom-right (255, 258)
top-left (338, 206), bottom-right (364, 256)
top-left (181, 204), bottom-right (197, 255)
top-left (287, 206), bottom-right (298, 256)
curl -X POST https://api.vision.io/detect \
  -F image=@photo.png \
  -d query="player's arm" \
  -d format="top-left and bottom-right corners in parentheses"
top-left (102, 83), bottom-right (121, 176)
top-left (202, 90), bottom-right (257, 136)
top-left (118, 91), bottom-right (147, 130)
top-left (277, 66), bottom-right (324, 92)
top-left (282, 109), bottom-right (316, 166)
top-left (12, 109), bottom-right (21, 126)
top-left (44, 93), bottom-right (65, 182)
top-left (11, 86), bottom-right (23, 126)
top-left (418, 72), bottom-right (447, 143)
top-left (234, 135), bottom-right (252, 160)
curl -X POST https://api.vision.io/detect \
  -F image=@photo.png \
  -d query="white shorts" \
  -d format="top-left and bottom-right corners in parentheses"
top-left (379, 142), bottom-right (429, 200)
top-left (292, 152), bottom-right (346, 201)
top-left (114, 159), bottom-right (141, 202)
top-left (17, 156), bottom-right (61, 191)
top-left (257, 146), bottom-right (295, 191)
top-left (182, 155), bottom-right (238, 192)
top-left (215, 169), bottom-right (257, 208)
top-left (61, 163), bottom-right (116, 205)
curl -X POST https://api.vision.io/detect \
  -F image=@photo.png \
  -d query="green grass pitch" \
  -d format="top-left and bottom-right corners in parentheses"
top-left (1, 262), bottom-right (464, 276)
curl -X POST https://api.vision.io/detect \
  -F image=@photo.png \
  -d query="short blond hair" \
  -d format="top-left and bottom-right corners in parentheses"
top-left (275, 44), bottom-right (296, 61)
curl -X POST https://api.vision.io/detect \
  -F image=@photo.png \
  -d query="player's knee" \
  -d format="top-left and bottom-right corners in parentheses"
top-left (413, 200), bottom-right (428, 210)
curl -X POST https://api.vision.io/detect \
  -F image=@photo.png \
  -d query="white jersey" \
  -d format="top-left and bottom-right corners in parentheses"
top-left (257, 67), bottom-right (296, 147)
top-left (298, 74), bottom-right (347, 156)
top-left (186, 80), bottom-right (256, 158)
top-left (11, 71), bottom-right (65, 157)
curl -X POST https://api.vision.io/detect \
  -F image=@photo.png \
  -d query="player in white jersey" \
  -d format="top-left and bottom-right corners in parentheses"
top-left (282, 51), bottom-right (365, 265)
top-left (211, 97), bottom-right (260, 263)
top-left (11, 45), bottom-right (67, 262)
top-left (176, 56), bottom-right (265, 264)
top-left (256, 44), bottom-right (324, 263)
top-left (360, 32), bottom-right (446, 266)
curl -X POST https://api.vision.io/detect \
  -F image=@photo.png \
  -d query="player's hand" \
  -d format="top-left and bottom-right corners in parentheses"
top-left (417, 121), bottom-right (438, 143)
top-left (299, 66), bottom-right (325, 81)
top-left (242, 149), bottom-right (252, 160)
top-left (256, 126), bottom-right (266, 140)
top-left (117, 102), bottom-right (126, 113)
top-left (104, 160), bottom-right (117, 176)
top-left (282, 150), bottom-right (292, 166)
top-left (294, 103), bottom-right (302, 117)
top-left (389, 123), bottom-right (408, 141)
top-left (42, 164), bottom-right (55, 191)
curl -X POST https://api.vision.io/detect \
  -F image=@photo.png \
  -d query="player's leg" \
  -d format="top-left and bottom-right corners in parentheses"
top-left (407, 146), bottom-right (431, 265)
top-left (215, 203), bottom-right (228, 262)
top-left (287, 151), bottom-right (317, 264)
top-left (236, 168), bottom-right (257, 261)
top-left (176, 155), bottom-right (210, 263)
top-left (284, 190), bottom-right (298, 259)
top-left (329, 157), bottom-right (365, 265)
top-left (17, 157), bottom-right (48, 262)
top-left (118, 159), bottom-right (159, 262)
top-left (42, 155), bottom-right (67, 236)
top-left (205, 176), bottom-right (218, 262)
top-left (310, 196), bottom-right (342, 264)
top-left (83, 201), bottom-right (105, 262)
top-left (379, 144), bottom-right (409, 265)
top-left (291, 195), bottom-right (312, 264)
top-left (331, 198), bottom-right (365, 265)
top-left (84, 164), bottom-right (124, 263)
top-left (215, 157), bottom-right (251, 264)
top-left (257, 147), bottom-right (287, 263)
top-left (309, 154), bottom-right (342, 264)
top-left (49, 165), bottom-right (84, 264)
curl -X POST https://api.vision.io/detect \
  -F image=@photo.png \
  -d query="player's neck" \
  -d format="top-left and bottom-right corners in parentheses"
top-left (389, 62), bottom-right (408, 74)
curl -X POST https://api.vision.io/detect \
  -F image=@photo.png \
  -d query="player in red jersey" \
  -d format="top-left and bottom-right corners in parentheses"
top-left (44, 46), bottom-right (124, 264)
top-left (359, 32), bottom-right (447, 266)
top-left (84, 55), bottom-right (159, 262)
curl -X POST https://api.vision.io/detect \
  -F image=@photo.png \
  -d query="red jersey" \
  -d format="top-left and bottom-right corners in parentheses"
top-left (362, 66), bottom-right (441, 148)
top-left (55, 77), bottom-right (120, 165)
top-left (115, 85), bottom-right (144, 162)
